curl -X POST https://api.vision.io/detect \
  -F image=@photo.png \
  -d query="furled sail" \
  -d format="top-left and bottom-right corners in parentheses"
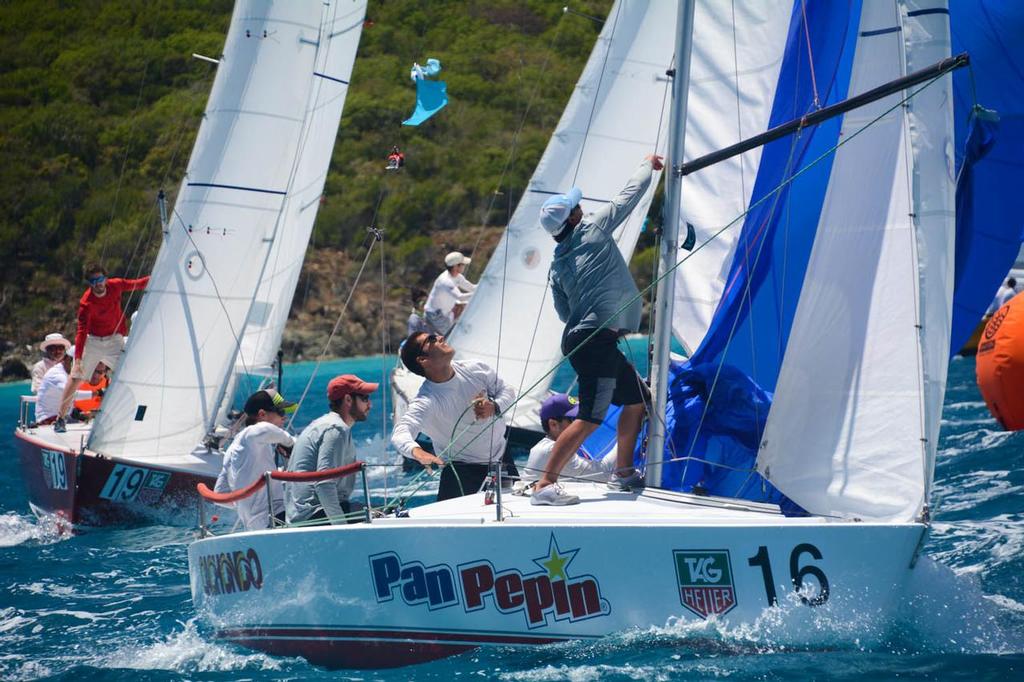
top-left (444, 0), bottom-right (675, 428)
top-left (90, 1), bottom-right (366, 460)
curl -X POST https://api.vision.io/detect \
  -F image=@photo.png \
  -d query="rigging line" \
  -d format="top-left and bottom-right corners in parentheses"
top-left (286, 232), bottom-right (380, 429)
top-left (799, 0), bottom-right (822, 109)
top-left (383, 74), bottom-right (949, 510)
top-left (681, 128), bottom-right (803, 473)
top-left (570, 0), bottom-right (623, 188)
top-left (378, 226), bottom-right (390, 506)
top-left (99, 58), bottom-right (152, 265)
top-left (730, 0), bottom-right (748, 203)
top-left (465, 12), bottom-right (569, 262)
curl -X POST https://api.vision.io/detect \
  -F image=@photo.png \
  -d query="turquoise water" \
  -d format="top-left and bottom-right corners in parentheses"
top-left (2, 348), bottom-right (1023, 680)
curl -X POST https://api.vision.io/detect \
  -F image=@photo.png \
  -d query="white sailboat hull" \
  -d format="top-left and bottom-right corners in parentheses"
top-left (188, 483), bottom-right (925, 668)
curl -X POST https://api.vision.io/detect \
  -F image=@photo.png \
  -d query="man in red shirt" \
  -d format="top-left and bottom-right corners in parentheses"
top-left (54, 264), bottom-right (149, 432)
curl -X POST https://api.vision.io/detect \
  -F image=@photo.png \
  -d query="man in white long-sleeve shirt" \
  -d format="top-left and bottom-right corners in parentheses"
top-left (392, 331), bottom-right (516, 501)
top-left (285, 374), bottom-right (377, 525)
top-left (214, 389), bottom-right (295, 530)
top-left (423, 251), bottom-right (476, 335)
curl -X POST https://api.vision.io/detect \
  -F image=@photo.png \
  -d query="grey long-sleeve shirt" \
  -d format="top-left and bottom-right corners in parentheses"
top-left (550, 159), bottom-right (654, 338)
top-left (284, 411), bottom-right (355, 525)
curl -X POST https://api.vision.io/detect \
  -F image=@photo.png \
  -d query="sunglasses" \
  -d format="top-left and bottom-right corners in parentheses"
top-left (353, 394), bottom-right (371, 403)
top-left (416, 333), bottom-right (440, 357)
top-left (87, 275), bottom-right (107, 286)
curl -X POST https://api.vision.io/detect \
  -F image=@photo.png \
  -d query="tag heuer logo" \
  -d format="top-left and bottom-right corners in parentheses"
top-left (673, 550), bottom-right (736, 619)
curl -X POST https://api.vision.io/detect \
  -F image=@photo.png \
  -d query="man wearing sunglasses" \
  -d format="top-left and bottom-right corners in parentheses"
top-left (532, 155), bottom-right (663, 505)
top-left (393, 331), bottom-right (516, 501)
top-left (53, 264), bottom-right (149, 433)
top-left (285, 374), bottom-right (378, 525)
top-left (214, 388), bottom-right (296, 530)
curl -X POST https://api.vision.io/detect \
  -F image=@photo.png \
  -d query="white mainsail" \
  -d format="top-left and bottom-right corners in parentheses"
top-left (756, 0), bottom-right (955, 521)
top-left (442, 0), bottom-right (675, 429)
top-left (236, 2), bottom-right (367, 377)
top-left (90, 1), bottom-right (366, 460)
top-left (669, 1), bottom-right (793, 354)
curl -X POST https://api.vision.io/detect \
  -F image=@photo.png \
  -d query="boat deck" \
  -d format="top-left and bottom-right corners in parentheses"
top-left (386, 480), bottom-right (830, 527)
top-left (16, 422), bottom-right (223, 477)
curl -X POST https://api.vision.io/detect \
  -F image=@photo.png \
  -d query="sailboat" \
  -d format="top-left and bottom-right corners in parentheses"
top-left (390, 0), bottom-right (672, 438)
top-left (14, 0), bottom-right (368, 525)
top-left (185, 0), bottom-right (1023, 669)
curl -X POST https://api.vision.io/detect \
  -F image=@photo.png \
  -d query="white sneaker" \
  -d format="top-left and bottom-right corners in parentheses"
top-left (530, 484), bottom-right (580, 506)
top-left (607, 470), bottom-right (645, 491)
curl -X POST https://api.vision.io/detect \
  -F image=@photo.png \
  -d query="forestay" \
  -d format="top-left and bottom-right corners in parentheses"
top-left (90, 1), bottom-right (366, 460)
top-left (447, 0), bottom-right (674, 428)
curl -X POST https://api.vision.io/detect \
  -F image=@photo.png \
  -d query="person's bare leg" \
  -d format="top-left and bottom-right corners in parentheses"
top-left (536, 420), bottom-right (600, 489)
top-left (57, 377), bottom-right (84, 420)
top-left (613, 403), bottom-right (645, 477)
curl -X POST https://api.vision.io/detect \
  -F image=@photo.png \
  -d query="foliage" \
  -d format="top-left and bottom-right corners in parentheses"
top-left (0, 0), bottom-right (613, 351)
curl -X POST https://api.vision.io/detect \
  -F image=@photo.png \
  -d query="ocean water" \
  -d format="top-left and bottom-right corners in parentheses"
top-left (2, 348), bottom-right (1023, 680)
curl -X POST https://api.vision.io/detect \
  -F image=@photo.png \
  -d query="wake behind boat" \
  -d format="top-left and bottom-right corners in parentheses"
top-left (14, 1), bottom-right (368, 525)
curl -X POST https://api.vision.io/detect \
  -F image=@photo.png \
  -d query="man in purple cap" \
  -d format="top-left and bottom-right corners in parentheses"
top-left (521, 394), bottom-right (616, 492)
top-left (285, 374), bottom-right (378, 525)
top-left (533, 154), bottom-right (663, 505)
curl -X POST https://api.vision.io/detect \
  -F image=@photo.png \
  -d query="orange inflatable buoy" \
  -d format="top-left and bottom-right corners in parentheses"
top-left (977, 292), bottom-right (1024, 430)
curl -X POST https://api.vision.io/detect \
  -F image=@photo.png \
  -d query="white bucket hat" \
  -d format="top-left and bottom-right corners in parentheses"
top-left (39, 332), bottom-right (71, 352)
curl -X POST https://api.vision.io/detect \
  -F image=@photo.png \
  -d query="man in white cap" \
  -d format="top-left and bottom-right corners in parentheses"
top-left (423, 251), bottom-right (476, 335)
top-left (31, 333), bottom-right (71, 393)
top-left (35, 346), bottom-right (74, 424)
top-left (531, 154), bottom-right (663, 506)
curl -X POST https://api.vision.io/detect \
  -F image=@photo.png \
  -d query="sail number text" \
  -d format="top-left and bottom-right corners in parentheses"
top-left (747, 543), bottom-right (830, 606)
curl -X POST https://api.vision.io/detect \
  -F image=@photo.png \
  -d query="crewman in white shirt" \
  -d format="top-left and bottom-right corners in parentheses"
top-left (423, 251), bottom-right (476, 335)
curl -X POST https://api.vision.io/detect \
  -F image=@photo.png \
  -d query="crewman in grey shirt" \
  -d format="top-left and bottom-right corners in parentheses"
top-left (284, 374), bottom-right (378, 525)
top-left (531, 155), bottom-right (664, 506)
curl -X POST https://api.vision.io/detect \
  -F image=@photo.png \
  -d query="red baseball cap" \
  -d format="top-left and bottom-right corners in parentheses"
top-left (327, 374), bottom-right (379, 401)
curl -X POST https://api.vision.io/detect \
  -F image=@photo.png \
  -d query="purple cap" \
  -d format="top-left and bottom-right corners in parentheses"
top-left (540, 393), bottom-right (579, 424)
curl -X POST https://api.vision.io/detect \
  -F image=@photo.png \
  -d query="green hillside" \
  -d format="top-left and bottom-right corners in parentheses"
top-left (0, 0), bottom-right (665, 369)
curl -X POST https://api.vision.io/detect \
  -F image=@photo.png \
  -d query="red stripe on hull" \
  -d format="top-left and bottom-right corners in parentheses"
top-left (218, 627), bottom-right (570, 669)
top-left (15, 430), bottom-right (214, 526)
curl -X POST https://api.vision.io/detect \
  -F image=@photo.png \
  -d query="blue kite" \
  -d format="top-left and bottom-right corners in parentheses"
top-left (403, 58), bottom-right (448, 126)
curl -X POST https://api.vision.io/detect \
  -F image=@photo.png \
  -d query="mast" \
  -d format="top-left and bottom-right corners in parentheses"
top-left (647, 0), bottom-right (695, 487)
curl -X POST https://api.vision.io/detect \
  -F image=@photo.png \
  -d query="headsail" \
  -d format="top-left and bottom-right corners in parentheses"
top-left (90, 1), bottom-right (367, 460)
top-left (758, 1), bottom-right (955, 522)
top-left (446, 0), bottom-right (674, 428)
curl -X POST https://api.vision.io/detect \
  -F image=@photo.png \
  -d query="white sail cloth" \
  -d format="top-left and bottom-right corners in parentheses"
top-left (444, 0), bottom-right (675, 429)
top-left (671, 1), bottom-right (794, 354)
top-left (757, 1), bottom-right (955, 521)
top-left (90, 1), bottom-right (366, 460)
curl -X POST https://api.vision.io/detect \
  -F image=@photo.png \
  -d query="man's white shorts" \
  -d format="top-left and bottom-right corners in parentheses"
top-left (71, 334), bottom-right (125, 380)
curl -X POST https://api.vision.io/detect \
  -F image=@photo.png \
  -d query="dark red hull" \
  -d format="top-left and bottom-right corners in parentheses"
top-left (15, 429), bottom-right (215, 526)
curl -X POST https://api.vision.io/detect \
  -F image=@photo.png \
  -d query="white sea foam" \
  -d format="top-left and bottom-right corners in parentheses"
top-left (97, 618), bottom-right (288, 674)
top-left (0, 512), bottom-right (68, 548)
top-left (897, 556), bottom-right (1024, 654)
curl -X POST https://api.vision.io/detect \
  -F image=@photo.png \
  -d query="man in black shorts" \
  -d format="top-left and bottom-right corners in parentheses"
top-left (531, 155), bottom-right (663, 506)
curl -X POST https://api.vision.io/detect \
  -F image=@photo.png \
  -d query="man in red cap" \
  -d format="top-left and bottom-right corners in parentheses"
top-left (284, 374), bottom-right (378, 525)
